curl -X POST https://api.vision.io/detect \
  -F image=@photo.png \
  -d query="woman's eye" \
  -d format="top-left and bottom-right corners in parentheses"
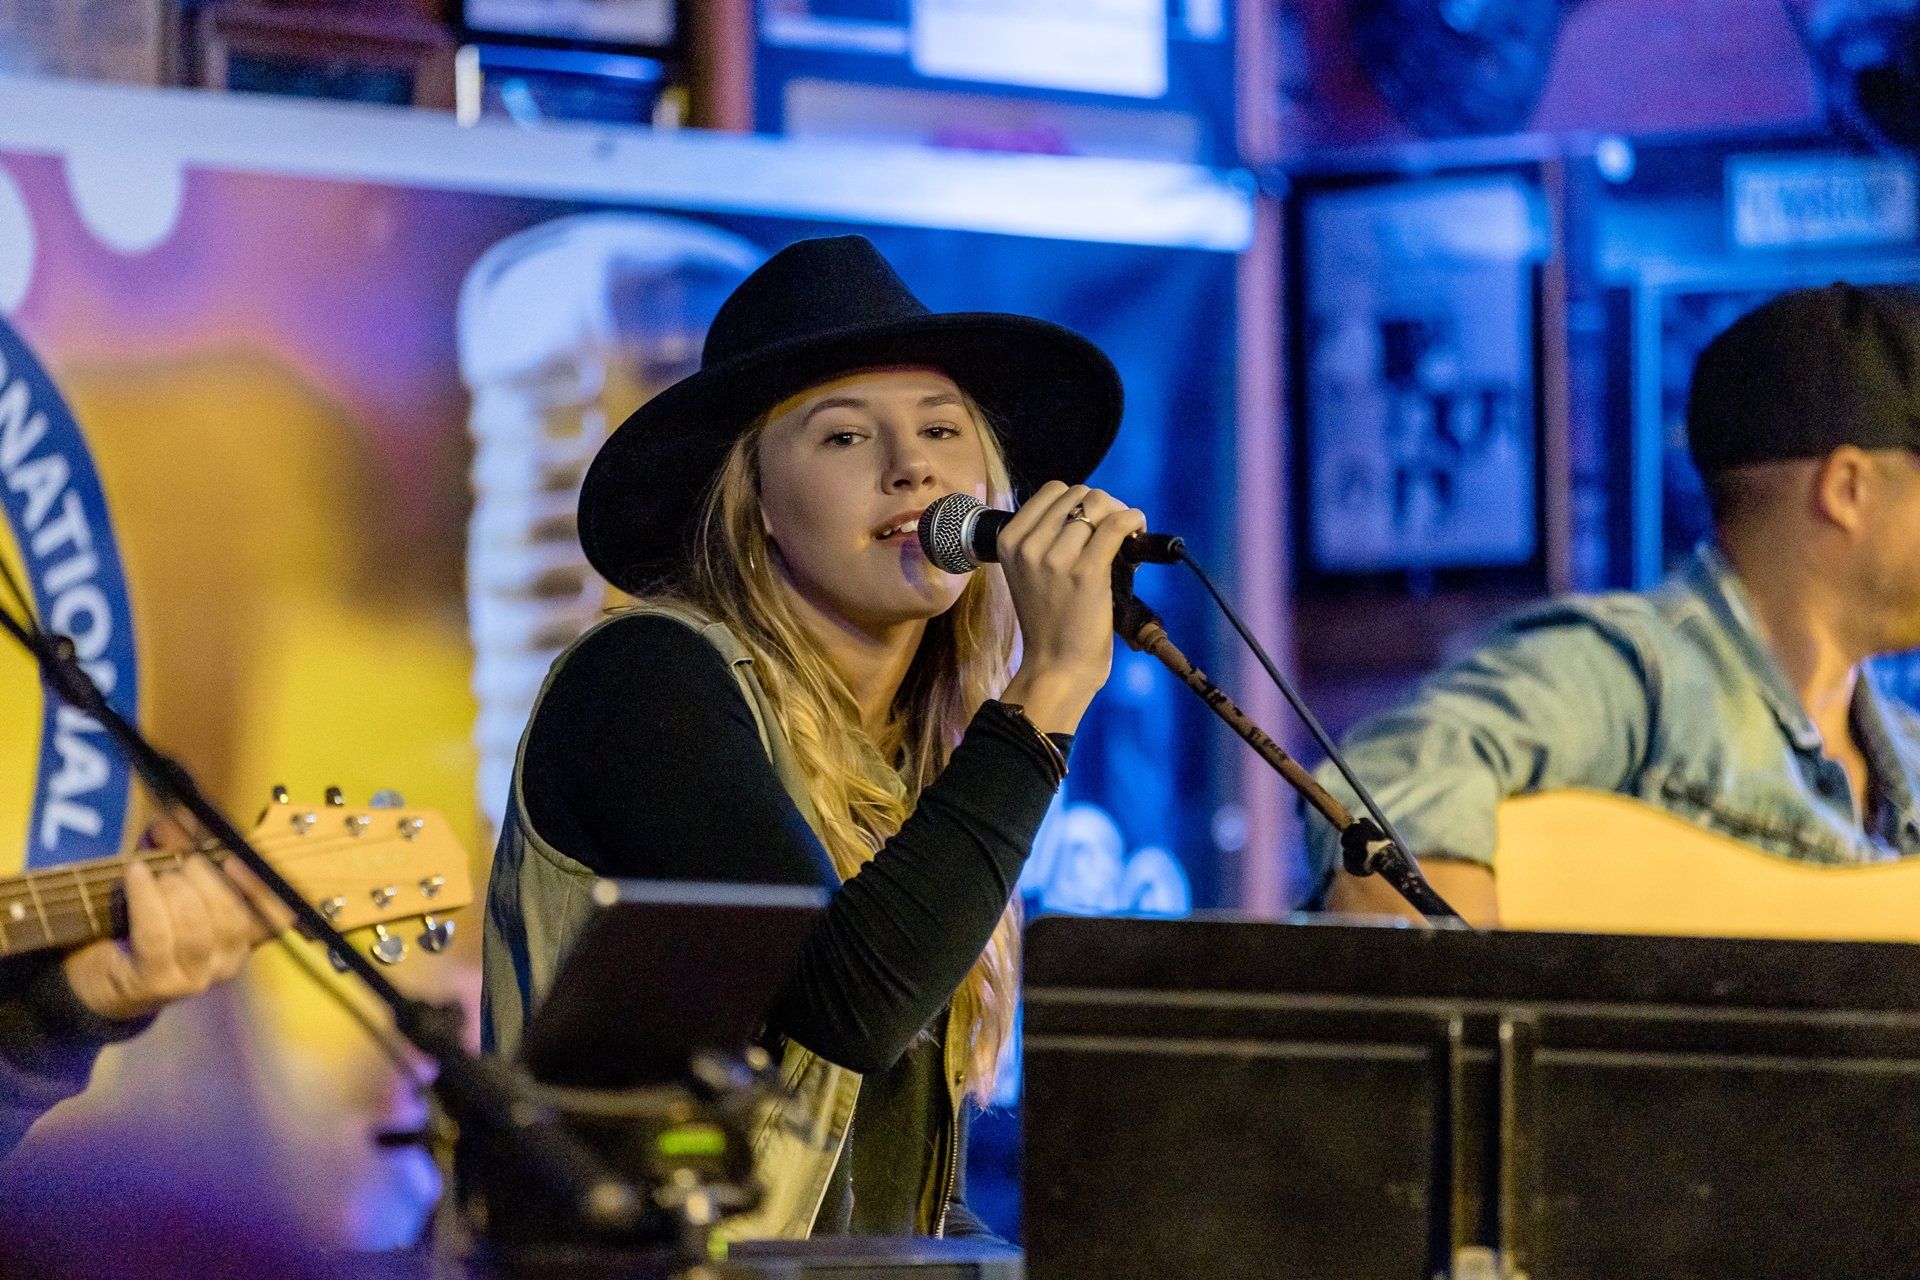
top-left (824, 430), bottom-right (862, 446)
top-left (924, 422), bottom-right (962, 439)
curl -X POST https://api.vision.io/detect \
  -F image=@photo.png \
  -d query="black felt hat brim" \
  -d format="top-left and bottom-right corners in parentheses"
top-left (579, 311), bottom-right (1123, 593)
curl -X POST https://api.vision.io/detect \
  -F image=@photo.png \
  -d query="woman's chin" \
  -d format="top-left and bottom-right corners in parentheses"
top-left (891, 560), bottom-right (967, 613)
top-left (868, 586), bottom-right (964, 632)
top-left (885, 585), bottom-right (963, 623)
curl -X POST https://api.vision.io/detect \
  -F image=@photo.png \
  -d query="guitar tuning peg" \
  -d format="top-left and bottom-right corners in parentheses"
top-left (368, 789), bottom-right (407, 810)
top-left (328, 947), bottom-right (351, 973)
top-left (271, 785), bottom-right (290, 805)
top-left (418, 915), bottom-right (455, 953)
top-left (369, 925), bottom-right (407, 966)
top-left (324, 787), bottom-right (345, 807)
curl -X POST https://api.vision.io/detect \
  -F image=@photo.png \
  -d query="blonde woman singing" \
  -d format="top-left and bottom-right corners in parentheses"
top-left (482, 235), bottom-right (1143, 1240)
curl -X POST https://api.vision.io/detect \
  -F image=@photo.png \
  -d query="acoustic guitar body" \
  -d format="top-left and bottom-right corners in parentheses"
top-left (1494, 789), bottom-right (1920, 943)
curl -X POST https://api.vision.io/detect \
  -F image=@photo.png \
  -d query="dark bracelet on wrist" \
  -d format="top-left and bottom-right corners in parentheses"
top-left (985, 700), bottom-right (1069, 788)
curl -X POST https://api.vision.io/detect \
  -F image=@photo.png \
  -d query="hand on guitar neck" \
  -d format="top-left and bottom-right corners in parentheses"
top-left (17, 790), bottom-right (473, 1025)
top-left (59, 846), bottom-right (287, 1024)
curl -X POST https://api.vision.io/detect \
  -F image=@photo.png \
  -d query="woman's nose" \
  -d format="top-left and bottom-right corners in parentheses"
top-left (884, 438), bottom-right (936, 491)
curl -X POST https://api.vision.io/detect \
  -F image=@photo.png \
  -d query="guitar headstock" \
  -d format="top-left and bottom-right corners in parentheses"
top-left (251, 786), bottom-right (473, 966)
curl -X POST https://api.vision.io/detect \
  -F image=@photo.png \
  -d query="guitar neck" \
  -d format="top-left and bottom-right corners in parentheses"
top-left (0, 801), bottom-right (472, 966)
top-left (0, 847), bottom-right (204, 959)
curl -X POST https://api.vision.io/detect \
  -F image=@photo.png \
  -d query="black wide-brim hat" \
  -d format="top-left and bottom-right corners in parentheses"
top-left (578, 234), bottom-right (1123, 592)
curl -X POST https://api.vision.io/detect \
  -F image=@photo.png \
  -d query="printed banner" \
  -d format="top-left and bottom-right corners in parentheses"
top-left (0, 315), bottom-right (138, 868)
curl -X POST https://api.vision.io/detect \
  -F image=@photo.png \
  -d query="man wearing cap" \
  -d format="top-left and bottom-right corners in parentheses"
top-left (1309, 283), bottom-right (1920, 923)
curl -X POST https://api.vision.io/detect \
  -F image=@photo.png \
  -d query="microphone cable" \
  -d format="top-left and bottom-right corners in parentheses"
top-left (0, 549), bottom-right (33, 635)
top-left (1170, 545), bottom-right (1424, 873)
top-left (916, 492), bottom-right (1444, 908)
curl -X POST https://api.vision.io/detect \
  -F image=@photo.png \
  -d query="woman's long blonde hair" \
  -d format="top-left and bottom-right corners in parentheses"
top-left (663, 395), bottom-right (1022, 1104)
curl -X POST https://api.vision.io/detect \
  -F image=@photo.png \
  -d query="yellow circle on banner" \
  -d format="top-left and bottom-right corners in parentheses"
top-left (0, 518), bottom-right (37, 876)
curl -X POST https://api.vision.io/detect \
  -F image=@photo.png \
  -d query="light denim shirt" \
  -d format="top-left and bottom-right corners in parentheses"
top-left (1305, 545), bottom-right (1920, 894)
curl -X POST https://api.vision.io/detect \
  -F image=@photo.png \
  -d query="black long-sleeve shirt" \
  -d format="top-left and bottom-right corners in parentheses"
top-left (520, 614), bottom-right (1066, 1072)
top-left (517, 614), bottom-right (1066, 1235)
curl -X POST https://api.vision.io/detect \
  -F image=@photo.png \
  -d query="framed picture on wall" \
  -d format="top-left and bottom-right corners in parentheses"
top-left (1291, 171), bottom-right (1551, 588)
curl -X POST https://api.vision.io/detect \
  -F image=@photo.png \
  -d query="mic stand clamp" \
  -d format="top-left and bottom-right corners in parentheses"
top-left (1337, 817), bottom-right (1464, 924)
top-left (1109, 563), bottom-right (1464, 926)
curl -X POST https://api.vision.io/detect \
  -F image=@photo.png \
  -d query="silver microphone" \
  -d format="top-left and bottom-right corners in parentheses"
top-left (917, 493), bottom-right (999, 573)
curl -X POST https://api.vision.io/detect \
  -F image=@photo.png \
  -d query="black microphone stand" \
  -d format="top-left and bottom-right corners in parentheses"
top-left (0, 608), bottom-right (649, 1255)
top-left (1108, 563), bottom-right (1464, 925)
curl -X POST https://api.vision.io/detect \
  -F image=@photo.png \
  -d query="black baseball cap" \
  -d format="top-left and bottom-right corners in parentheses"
top-left (1687, 282), bottom-right (1920, 474)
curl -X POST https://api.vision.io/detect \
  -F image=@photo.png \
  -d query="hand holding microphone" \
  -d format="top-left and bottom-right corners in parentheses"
top-left (918, 491), bottom-right (1183, 572)
top-left (927, 482), bottom-right (1152, 736)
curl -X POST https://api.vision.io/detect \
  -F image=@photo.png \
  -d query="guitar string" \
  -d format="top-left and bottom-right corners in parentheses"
top-left (1, 842), bottom-right (406, 913)
top-left (0, 851), bottom-right (433, 1090)
top-left (0, 825), bottom-right (452, 927)
top-left (0, 843), bottom-right (439, 1091)
top-left (0, 821), bottom-right (437, 893)
top-left (0, 847), bottom-right (229, 931)
top-left (1, 865), bottom-right (449, 932)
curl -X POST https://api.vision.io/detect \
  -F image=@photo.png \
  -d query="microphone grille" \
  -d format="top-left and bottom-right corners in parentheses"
top-left (919, 493), bottom-right (983, 574)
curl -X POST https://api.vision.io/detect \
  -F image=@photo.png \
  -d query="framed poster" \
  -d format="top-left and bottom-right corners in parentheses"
top-left (1292, 172), bottom-right (1551, 587)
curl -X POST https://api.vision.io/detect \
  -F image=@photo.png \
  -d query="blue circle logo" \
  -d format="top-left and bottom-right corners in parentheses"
top-left (0, 316), bottom-right (137, 868)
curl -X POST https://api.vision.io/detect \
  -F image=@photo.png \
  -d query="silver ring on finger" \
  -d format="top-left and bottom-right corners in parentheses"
top-left (1064, 505), bottom-right (1093, 529)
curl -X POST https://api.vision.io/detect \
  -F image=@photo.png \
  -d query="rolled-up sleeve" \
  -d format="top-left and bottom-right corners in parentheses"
top-left (1303, 605), bottom-right (1659, 894)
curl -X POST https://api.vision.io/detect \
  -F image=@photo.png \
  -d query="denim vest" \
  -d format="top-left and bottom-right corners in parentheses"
top-left (1307, 545), bottom-right (1920, 887)
top-left (481, 603), bottom-right (967, 1239)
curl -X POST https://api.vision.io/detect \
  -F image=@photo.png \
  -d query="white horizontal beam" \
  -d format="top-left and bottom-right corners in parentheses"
top-left (0, 75), bottom-right (1253, 251)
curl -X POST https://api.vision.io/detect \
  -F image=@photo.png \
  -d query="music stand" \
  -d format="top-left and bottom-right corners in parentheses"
top-left (1021, 915), bottom-right (1920, 1280)
top-left (520, 879), bottom-right (828, 1088)
top-left (467, 879), bottom-right (826, 1269)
